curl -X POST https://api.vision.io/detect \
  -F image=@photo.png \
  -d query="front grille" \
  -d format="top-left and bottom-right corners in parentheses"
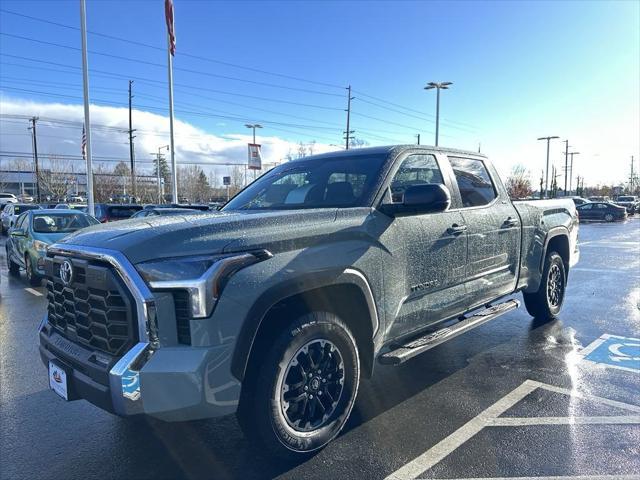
top-left (45, 256), bottom-right (137, 356)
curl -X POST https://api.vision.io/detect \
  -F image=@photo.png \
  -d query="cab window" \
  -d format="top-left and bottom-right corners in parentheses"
top-left (449, 157), bottom-right (497, 207)
top-left (389, 154), bottom-right (443, 203)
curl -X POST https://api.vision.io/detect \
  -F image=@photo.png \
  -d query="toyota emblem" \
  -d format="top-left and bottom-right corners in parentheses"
top-left (60, 260), bottom-right (74, 285)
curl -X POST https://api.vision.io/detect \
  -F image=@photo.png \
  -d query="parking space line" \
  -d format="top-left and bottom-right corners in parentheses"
top-left (572, 267), bottom-right (640, 276)
top-left (384, 380), bottom-right (640, 480)
top-left (488, 416), bottom-right (640, 426)
top-left (385, 381), bottom-right (539, 480)
top-left (447, 475), bottom-right (639, 480)
top-left (25, 288), bottom-right (43, 297)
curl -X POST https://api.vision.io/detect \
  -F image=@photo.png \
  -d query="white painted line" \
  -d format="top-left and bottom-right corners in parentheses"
top-left (384, 380), bottom-right (539, 480)
top-left (488, 416), bottom-right (640, 426)
top-left (529, 379), bottom-right (640, 413)
top-left (384, 379), bottom-right (640, 480)
top-left (572, 267), bottom-right (640, 276)
top-left (448, 475), bottom-right (640, 480)
top-left (25, 288), bottom-right (43, 297)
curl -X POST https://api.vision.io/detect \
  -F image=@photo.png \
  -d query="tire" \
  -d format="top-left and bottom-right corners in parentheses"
top-left (6, 248), bottom-right (20, 276)
top-left (25, 255), bottom-right (41, 286)
top-left (604, 213), bottom-right (614, 222)
top-left (522, 251), bottom-right (566, 320)
top-left (237, 311), bottom-right (360, 460)
top-left (1, 224), bottom-right (5, 236)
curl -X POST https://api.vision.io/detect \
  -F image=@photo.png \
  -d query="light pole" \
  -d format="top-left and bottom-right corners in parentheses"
top-left (568, 152), bottom-right (580, 195)
top-left (156, 145), bottom-right (169, 204)
top-left (537, 136), bottom-right (559, 198)
top-left (245, 123), bottom-right (262, 144)
top-left (424, 81), bottom-right (452, 147)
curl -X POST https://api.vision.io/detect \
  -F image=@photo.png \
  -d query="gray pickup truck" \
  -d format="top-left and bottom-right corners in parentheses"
top-left (39, 145), bottom-right (579, 458)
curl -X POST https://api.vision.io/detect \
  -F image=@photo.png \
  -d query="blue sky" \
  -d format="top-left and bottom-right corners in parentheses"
top-left (1, 0), bottom-right (638, 185)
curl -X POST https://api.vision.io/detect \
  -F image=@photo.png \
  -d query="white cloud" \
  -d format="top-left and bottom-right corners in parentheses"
top-left (0, 96), bottom-right (337, 178)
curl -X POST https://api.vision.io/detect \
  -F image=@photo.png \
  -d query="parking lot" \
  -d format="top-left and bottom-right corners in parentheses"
top-left (1, 218), bottom-right (639, 480)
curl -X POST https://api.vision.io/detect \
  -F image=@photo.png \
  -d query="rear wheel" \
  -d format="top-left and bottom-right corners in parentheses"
top-left (6, 248), bottom-right (20, 275)
top-left (237, 311), bottom-right (360, 460)
top-left (604, 213), bottom-right (614, 222)
top-left (523, 251), bottom-right (566, 320)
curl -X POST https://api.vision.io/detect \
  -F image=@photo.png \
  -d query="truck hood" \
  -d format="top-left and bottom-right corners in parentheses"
top-left (57, 209), bottom-right (339, 264)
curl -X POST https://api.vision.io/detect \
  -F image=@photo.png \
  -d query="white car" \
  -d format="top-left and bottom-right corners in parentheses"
top-left (1, 203), bottom-right (42, 235)
top-left (0, 193), bottom-right (18, 208)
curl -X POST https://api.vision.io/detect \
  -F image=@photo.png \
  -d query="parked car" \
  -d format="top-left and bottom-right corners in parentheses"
top-left (17, 194), bottom-right (35, 203)
top-left (614, 195), bottom-right (639, 214)
top-left (39, 146), bottom-right (579, 459)
top-left (5, 209), bottom-right (99, 285)
top-left (576, 201), bottom-right (627, 222)
top-left (1, 203), bottom-right (42, 235)
top-left (93, 203), bottom-right (143, 222)
top-left (569, 196), bottom-right (590, 206)
top-left (0, 192), bottom-right (18, 207)
top-left (131, 207), bottom-right (200, 218)
top-left (588, 195), bottom-right (611, 203)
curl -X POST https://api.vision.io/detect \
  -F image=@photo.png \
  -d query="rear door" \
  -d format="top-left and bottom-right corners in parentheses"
top-left (382, 152), bottom-right (468, 339)
top-left (448, 156), bottom-right (521, 307)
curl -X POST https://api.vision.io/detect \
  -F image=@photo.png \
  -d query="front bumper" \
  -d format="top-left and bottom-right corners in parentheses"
top-left (39, 319), bottom-right (240, 421)
top-left (39, 244), bottom-right (241, 422)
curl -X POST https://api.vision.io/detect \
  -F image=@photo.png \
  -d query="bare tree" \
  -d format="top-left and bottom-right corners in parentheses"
top-left (505, 164), bottom-right (533, 199)
top-left (38, 155), bottom-right (73, 201)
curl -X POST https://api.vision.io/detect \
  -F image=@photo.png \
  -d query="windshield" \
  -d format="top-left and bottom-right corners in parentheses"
top-left (32, 213), bottom-right (99, 233)
top-left (618, 196), bottom-right (635, 201)
top-left (223, 154), bottom-right (387, 211)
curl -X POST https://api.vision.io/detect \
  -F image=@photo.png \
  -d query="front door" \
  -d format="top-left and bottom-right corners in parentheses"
top-left (383, 153), bottom-right (468, 339)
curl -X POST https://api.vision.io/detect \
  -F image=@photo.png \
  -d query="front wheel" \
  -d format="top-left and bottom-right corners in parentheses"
top-left (237, 311), bottom-right (360, 460)
top-left (25, 255), bottom-right (41, 286)
top-left (523, 251), bottom-right (566, 320)
top-left (6, 248), bottom-right (20, 275)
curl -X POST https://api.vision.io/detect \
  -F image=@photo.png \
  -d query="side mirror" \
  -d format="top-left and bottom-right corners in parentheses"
top-left (381, 184), bottom-right (451, 216)
top-left (10, 228), bottom-right (26, 237)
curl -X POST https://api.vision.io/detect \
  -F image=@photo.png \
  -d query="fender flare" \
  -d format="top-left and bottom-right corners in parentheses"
top-left (540, 226), bottom-right (570, 271)
top-left (230, 267), bottom-right (379, 381)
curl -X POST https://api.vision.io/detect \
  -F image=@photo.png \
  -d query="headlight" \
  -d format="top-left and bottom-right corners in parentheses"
top-left (136, 251), bottom-right (272, 318)
top-left (33, 240), bottom-right (49, 252)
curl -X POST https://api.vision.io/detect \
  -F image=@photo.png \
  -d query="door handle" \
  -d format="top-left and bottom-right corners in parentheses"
top-left (503, 217), bottom-right (518, 227)
top-left (447, 224), bottom-right (467, 235)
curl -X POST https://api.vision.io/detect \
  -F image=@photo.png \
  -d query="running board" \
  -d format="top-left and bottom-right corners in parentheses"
top-left (379, 299), bottom-right (520, 366)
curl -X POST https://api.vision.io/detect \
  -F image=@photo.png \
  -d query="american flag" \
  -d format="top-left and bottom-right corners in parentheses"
top-left (165, 0), bottom-right (176, 56)
top-left (81, 125), bottom-right (87, 160)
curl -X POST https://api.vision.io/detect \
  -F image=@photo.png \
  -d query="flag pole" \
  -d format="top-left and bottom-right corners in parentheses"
top-left (167, 38), bottom-right (177, 203)
top-left (80, 0), bottom-right (94, 216)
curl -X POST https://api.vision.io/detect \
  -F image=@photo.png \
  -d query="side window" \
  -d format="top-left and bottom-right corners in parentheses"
top-left (449, 157), bottom-right (497, 207)
top-left (389, 154), bottom-right (443, 203)
top-left (15, 213), bottom-right (28, 230)
top-left (595, 203), bottom-right (608, 209)
top-left (580, 204), bottom-right (593, 210)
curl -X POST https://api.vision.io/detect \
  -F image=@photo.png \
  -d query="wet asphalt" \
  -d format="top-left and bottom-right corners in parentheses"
top-left (1, 218), bottom-right (639, 480)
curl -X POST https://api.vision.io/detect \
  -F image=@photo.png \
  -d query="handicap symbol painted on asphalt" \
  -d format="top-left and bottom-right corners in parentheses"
top-left (581, 334), bottom-right (640, 373)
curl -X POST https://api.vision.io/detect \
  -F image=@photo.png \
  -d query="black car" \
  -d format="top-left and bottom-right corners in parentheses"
top-left (93, 203), bottom-right (144, 222)
top-left (576, 202), bottom-right (627, 222)
top-left (131, 207), bottom-right (200, 218)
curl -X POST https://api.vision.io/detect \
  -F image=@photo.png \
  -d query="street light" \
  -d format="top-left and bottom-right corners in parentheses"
top-left (424, 81), bottom-right (452, 147)
top-left (537, 136), bottom-right (560, 198)
top-left (156, 144), bottom-right (169, 204)
top-left (568, 152), bottom-right (580, 195)
top-left (245, 123), bottom-right (263, 144)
